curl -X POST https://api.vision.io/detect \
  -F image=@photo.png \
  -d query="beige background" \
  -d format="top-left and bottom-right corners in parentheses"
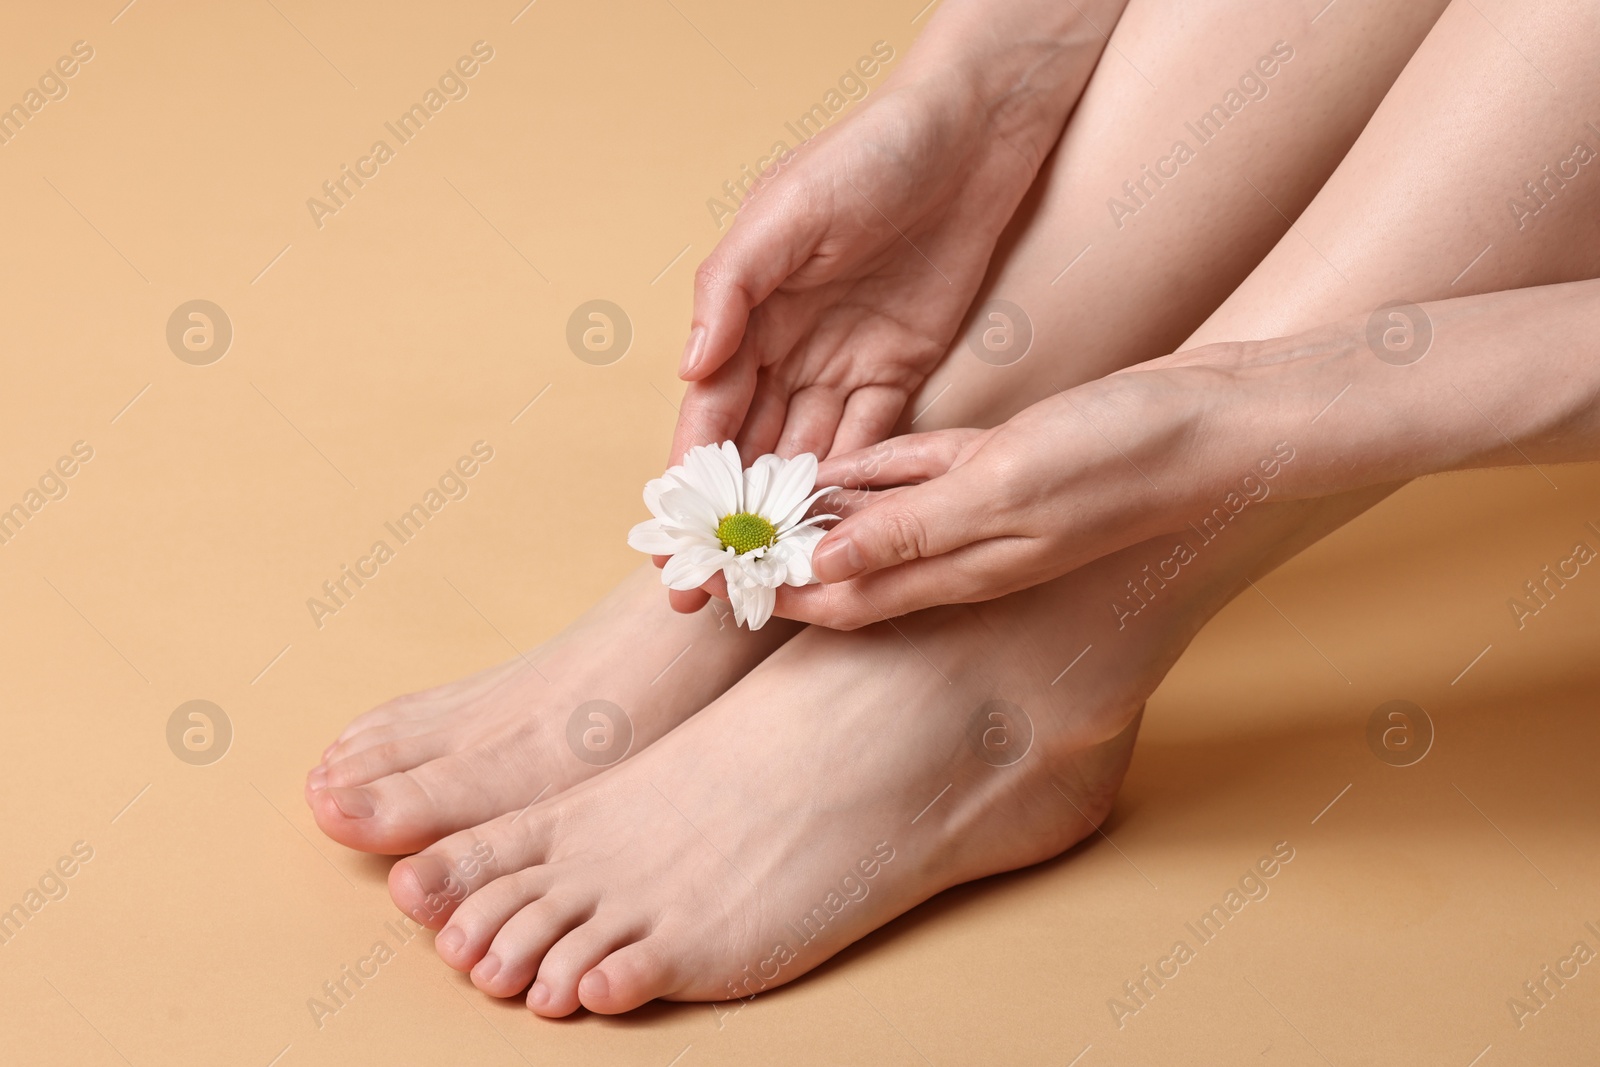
top-left (1, 1), bottom-right (1596, 1064)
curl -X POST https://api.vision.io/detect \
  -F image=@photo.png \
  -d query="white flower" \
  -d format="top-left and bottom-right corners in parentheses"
top-left (627, 442), bottom-right (838, 630)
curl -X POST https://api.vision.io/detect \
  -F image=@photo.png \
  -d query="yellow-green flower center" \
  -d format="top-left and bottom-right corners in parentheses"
top-left (716, 512), bottom-right (777, 554)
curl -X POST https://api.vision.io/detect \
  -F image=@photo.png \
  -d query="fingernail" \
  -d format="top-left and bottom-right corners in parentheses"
top-left (812, 536), bottom-right (865, 583)
top-left (306, 765), bottom-right (327, 791)
top-left (436, 927), bottom-right (466, 958)
top-left (475, 953), bottom-right (502, 983)
top-left (679, 325), bottom-right (706, 377)
top-left (528, 979), bottom-right (551, 1007)
top-left (329, 786), bottom-right (374, 819)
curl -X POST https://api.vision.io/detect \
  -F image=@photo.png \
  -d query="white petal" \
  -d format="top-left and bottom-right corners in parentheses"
top-left (771, 526), bottom-right (824, 584)
top-left (776, 486), bottom-right (841, 532)
top-left (658, 486), bottom-right (722, 536)
top-left (729, 581), bottom-right (776, 630)
top-left (742, 454), bottom-right (783, 517)
top-left (662, 544), bottom-right (732, 589)
top-left (641, 476), bottom-right (674, 519)
top-left (760, 452), bottom-right (819, 522)
top-left (744, 585), bottom-right (777, 629)
top-left (681, 442), bottom-right (742, 518)
top-left (785, 512), bottom-right (840, 533)
top-left (627, 519), bottom-right (683, 555)
top-left (719, 441), bottom-right (745, 512)
top-left (740, 553), bottom-right (788, 588)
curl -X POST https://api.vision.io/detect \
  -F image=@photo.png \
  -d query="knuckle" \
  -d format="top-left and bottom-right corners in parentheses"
top-left (881, 509), bottom-right (928, 563)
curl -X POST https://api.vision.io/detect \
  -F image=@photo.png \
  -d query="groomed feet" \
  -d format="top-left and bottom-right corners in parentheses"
top-left (385, 516), bottom-right (1279, 1015)
top-left (305, 565), bottom-right (794, 854)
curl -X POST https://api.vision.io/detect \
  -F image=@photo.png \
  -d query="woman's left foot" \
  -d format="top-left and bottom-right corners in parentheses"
top-left (385, 524), bottom-right (1251, 1015)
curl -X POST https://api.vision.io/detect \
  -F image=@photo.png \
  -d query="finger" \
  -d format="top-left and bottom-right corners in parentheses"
top-left (829, 385), bottom-right (912, 458)
top-left (815, 428), bottom-right (983, 491)
top-left (671, 347), bottom-right (759, 462)
top-left (681, 197), bottom-right (826, 381)
top-left (809, 466), bottom-right (1001, 584)
top-left (817, 484), bottom-right (909, 521)
top-left (773, 538), bottom-right (1041, 628)
top-left (668, 587), bottom-right (711, 613)
top-left (652, 554), bottom-right (668, 570)
top-left (774, 385), bottom-right (846, 459)
top-left (733, 373), bottom-right (794, 461)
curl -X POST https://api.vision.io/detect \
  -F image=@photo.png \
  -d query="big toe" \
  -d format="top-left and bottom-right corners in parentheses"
top-left (309, 751), bottom-right (546, 855)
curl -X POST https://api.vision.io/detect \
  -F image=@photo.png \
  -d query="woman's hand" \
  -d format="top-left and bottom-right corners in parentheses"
top-left (751, 282), bottom-right (1600, 627)
top-left (670, 0), bottom-right (1127, 466)
top-left (769, 353), bottom-right (1270, 627)
top-left (661, 0), bottom-right (1127, 613)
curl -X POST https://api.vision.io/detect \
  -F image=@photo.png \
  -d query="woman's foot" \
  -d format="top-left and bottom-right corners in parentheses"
top-left (385, 500), bottom-right (1331, 1016)
top-left (304, 565), bottom-right (795, 854)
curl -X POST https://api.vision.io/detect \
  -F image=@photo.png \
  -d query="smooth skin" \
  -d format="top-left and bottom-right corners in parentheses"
top-left (776, 280), bottom-right (1600, 625)
top-left (305, 0), bottom-right (1443, 859)
top-left (714, 0), bottom-right (1600, 627)
top-left (672, 0), bottom-right (1129, 463)
top-left (386, 0), bottom-right (1564, 1017)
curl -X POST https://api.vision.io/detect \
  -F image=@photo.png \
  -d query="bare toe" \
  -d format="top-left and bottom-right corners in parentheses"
top-left (528, 916), bottom-right (643, 1017)
top-left (580, 937), bottom-right (681, 1014)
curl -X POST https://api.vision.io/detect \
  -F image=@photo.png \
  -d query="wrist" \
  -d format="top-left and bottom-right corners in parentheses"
top-left (899, 0), bottom-right (1129, 162)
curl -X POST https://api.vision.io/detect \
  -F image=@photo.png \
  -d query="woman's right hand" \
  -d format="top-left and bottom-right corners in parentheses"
top-left (669, 0), bottom-right (1128, 467)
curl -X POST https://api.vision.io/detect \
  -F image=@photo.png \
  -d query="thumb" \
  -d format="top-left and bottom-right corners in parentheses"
top-left (810, 476), bottom-right (982, 584)
top-left (681, 189), bottom-right (825, 381)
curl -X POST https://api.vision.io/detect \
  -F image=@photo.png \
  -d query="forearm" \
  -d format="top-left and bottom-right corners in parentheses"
top-left (1148, 280), bottom-right (1600, 510)
top-left (895, 0), bottom-right (1129, 165)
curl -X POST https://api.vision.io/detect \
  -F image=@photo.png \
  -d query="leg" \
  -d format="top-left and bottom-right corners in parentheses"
top-left (1192, 0), bottom-right (1600, 343)
top-left (307, 0), bottom-right (1447, 854)
top-left (906, 0), bottom-right (1452, 430)
top-left (387, 0), bottom-right (1472, 1012)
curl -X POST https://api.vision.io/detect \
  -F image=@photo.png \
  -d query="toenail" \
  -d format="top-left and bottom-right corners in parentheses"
top-left (436, 927), bottom-right (465, 958)
top-left (329, 787), bottom-right (374, 819)
top-left (579, 969), bottom-right (609, 1001)
top-left (322, 742), bottom-right (338, 760)
top-left (475, 953), bottom-right (502, 983)
top-left (528, 980), bottom-right (550, 1007)
top-left (306, 765), bottom-right (327, 790)
top-left (401, 854), bottom-right (450, 899)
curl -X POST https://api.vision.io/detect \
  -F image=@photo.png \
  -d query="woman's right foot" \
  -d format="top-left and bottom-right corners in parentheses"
top-left (304, 565), bottom-right (795, 855)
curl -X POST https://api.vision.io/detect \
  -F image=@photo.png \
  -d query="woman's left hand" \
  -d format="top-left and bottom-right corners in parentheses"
top-left (681, 342), bottom-right (1271, 628)
top-left (759, 341), bottom-right (1296, 628)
